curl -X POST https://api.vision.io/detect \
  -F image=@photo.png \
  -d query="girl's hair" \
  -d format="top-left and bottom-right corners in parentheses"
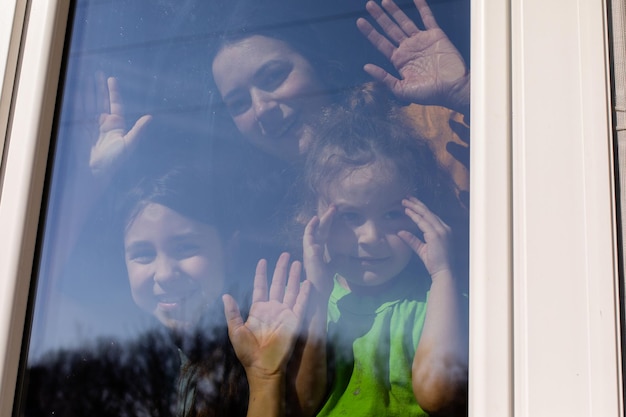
top-left (118, 165), bottom-right (232, 240)
top-left (302, 83), bottom-right (460, 225)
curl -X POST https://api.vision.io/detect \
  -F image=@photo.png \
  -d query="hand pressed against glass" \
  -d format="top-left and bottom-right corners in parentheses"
top-left (91, 75), bottom-right (152, 177)
top-left (212, 35), bottom-right (329, 162)
top-left (124, 203), bottom-right (225, 331)
top-left (357, 0), bottom-right (470, 113)
top-left (223, 253), bottom-right (310, 377)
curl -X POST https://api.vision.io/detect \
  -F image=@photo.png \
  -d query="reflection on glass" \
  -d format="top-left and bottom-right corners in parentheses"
top-left (16, 0), bottom-right (470, 415)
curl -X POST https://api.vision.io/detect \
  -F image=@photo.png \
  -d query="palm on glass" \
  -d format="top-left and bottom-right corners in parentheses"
top-left (398, 197), bottom-right (452, 277)
top-left (90, 74), bottom-right (152, 177)
top-left (357, 0), bottom-right (468, 109)
top-left (223, 253), bottom-right (310, 377)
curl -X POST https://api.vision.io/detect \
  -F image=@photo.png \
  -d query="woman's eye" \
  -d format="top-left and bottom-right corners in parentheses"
top-left (258, 64), bottom-right (291, 91)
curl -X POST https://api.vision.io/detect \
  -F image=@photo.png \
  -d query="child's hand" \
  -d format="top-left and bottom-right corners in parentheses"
top-left (223, 253), bottom-right (310, 378)
top-left (357, 0), bottom-right (469, 113)
top-left (303, 205), bottom-right (336, 297)
top-left (399, 197), bottom-right (452, 277)
top-left (90, 75), bottom-right (152, 177)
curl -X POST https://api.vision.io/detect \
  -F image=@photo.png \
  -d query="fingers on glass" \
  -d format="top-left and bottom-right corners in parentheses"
top-left (252, 258), bottom-right (269, 303)
top-left (283, 261), bottom-right (302, 307)
top-left (222, 294), bottom-right (244, 330)
top-left (413, 0), bottom-right (439, 30)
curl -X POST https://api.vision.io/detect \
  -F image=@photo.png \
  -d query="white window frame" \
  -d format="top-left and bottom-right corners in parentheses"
top-left (0, 0), bottom-right (622, 416)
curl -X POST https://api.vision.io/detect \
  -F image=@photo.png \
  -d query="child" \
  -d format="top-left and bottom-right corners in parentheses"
top-left (120, 166), bottom-right (311, 417)
top-left (300, 85), bottom-right (468, 416)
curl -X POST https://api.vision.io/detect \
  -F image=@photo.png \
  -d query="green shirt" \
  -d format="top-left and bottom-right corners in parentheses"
top-left (317, 275), bottom-right (430, 417)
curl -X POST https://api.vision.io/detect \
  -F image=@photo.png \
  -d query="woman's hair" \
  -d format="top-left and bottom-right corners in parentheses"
top-left (302, 83), bottom-right (460, 224)
top-left (209, 0), bottom-right (363, 95)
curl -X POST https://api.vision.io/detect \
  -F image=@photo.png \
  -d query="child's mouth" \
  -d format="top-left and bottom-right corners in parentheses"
top-left (352, 256), bottom-right (390, 266)
top-left (156, 293), bottom-right (192, 311)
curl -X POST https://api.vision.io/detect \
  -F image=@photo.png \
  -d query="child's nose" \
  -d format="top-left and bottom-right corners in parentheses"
top-left (357, 221), bottom-right (384, 245)
top-left (153, 255), bottom-right (179, 284)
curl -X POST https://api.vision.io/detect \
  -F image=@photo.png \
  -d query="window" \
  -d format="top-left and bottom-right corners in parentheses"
top-left (0, 1), bottom-right (622, 416)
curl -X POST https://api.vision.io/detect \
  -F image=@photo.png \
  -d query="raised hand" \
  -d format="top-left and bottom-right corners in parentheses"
top-left (398, 197), bottom-right (452, 277)
top-left (90, 75), bottom-right (152, 177)
top-left (302, 205), bottom-right (336, 297)
top-left (223, 253), bottom-right (310, 377)
top-left (357, 0), bottom-right (469, 113)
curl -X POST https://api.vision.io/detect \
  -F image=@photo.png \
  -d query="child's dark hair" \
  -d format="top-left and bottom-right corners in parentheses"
top-left (118, 165), bottom-right (232, 241)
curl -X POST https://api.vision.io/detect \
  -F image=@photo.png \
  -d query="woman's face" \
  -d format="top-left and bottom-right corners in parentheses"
top-left (124, 203), bottom-right (225, 331)
top-left (212, 35), bottom-right (329, 161)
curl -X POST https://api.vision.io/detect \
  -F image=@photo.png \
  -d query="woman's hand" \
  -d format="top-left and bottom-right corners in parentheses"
top-left (302, 205), bottom-right (336, 297)
top-left (90, 75), bottom-right (152, 177)
top-left (223, 253), bottom-right (310, 378)
top-left (398, 197), bottom-right (453, 278)
top-left (357, 0), bottom-right (469, 113)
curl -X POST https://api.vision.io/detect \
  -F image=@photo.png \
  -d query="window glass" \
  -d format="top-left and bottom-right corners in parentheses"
top-left (14, 0), bottom-right (470, 415)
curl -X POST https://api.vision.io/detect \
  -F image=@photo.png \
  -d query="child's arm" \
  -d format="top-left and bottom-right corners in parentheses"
top-left (399, 197), bottom-right (468, 415)
top-left (357, 0), bottom-right (470, 116)
top-left (289, 206), bottom-right (336, 416)
top-left (223, 253), bottom-right (310, 417)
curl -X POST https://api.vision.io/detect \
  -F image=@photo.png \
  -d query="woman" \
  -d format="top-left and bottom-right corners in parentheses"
top-left (209, 0), bottom-right (470, 191)
top-left (92, 0), bottom-right (469, 197)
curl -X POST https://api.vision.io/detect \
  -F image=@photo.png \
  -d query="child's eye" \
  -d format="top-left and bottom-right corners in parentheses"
top-left (127, 249), bottom-right (155, 264)
top-left (384, 210), bottom-right (405, 221)
top-left (172, 242), bottom-right (201, 260)
top-left (338, 212), bottom-right (362, 225)
top-left (257, 63), bottom-right (291, 91)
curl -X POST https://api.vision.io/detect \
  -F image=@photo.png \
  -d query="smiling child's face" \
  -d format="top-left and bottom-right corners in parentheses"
top-left (124, 203), bottom-right (225, 331)
top-left (320, 159), bottom-right (418, 292)
top-left (212, 35), bottom-right (329, 162)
